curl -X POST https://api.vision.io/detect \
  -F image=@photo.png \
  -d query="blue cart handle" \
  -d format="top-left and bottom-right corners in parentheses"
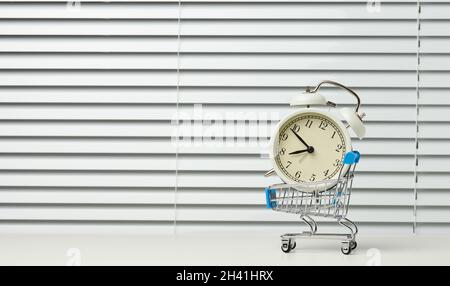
top-left (265, 187), bottom-right (277, 209)
top-left (343, 151), bottom-right (360, 165)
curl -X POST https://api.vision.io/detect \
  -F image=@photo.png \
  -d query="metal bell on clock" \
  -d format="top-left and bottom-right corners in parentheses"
top-left (340, 108), bottom-right (366, 139)
top-left (293, 80), bottom-right (366, 139)
top-left (290, 90), bottom-right (336, 108)
top-left (290, 92), bottom-right (327, 107)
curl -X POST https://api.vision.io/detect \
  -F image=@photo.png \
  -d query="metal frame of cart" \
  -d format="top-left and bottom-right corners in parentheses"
top-left (264, 151), bottom-right (360, 255)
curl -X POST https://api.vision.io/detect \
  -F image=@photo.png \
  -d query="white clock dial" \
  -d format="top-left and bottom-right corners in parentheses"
top-left (271, 110), bottom-right (351, 184)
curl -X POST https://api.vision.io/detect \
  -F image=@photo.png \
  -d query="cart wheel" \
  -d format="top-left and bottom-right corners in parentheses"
top-left (290, 241), bottom-right (297, 250)
top-left (341, 242), bottom-right (352, 255)
top-left (350, 241), bottom-right (357, 250)
top-left (281, 240), bottom-right (292, 253)
top-left (341, 246), bottom-right (351, 255)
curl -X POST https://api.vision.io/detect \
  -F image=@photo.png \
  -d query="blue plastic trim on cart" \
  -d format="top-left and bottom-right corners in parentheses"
top-left (265, 188), bottom-right (277, 208)
top-left (353, 150), bottom-right (360, 163)
top-left (344, 151), bottom-right (360, 165)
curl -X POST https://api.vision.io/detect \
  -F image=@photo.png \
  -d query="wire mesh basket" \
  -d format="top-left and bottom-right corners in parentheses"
top-left (264, 151), bottom-right (360, 255)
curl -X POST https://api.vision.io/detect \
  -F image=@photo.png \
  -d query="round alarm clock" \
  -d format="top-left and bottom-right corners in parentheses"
top-left (266, 80), bottom-right (366, 189)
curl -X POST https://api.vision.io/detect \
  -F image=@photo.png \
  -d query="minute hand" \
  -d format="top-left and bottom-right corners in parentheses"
top-left (290, 128), bottom-right (310, 148)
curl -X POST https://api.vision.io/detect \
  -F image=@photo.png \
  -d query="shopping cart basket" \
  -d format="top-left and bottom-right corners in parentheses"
top-left (264, 151), bottom-right (360, 255)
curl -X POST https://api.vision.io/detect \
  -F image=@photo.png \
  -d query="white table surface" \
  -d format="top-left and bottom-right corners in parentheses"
top-left (0, 231), bottom-right (449, 266)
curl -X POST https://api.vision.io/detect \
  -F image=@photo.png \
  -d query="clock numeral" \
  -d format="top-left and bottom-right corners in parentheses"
top-left (305, 119), bottom-right (313, 128)
top-left (318, 121), bottom-right (328, 130)
top-left (333, 159), bottom-right (341, 167)
top-left (280, 133), bottom-right (288, 141)
top-left (323, 169), bottom-right (330, 177)
top-left (286, 161), bottom-right (292, 168)
top-left (331, 131), bottom-right (336, 139)
top-left (279, 148), bottom-right (286, 156)
top-left (309, 174), bottom-right (316, 182)
top-left (335, 144), bottom-right (343, 152)
top-left (295, 171), bottom-right (302, 178)
top-left (292, 123), bottom-right (300, 133)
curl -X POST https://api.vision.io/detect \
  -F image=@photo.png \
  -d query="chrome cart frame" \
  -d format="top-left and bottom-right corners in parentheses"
top-left (264, 151), bottom-right (360, 255)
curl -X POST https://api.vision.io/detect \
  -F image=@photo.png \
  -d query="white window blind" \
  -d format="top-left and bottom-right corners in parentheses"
top-left (416, 0), bottom-right (450, 234)
top-left (0, 0), bottom-right (447, 235)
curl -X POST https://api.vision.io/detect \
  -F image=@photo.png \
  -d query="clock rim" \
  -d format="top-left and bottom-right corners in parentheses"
top-left (269, 108), bottom-right (352, 188)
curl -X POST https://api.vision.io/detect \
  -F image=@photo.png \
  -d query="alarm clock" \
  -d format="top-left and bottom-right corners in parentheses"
top-left (266, 80), bottom-right (366, 189)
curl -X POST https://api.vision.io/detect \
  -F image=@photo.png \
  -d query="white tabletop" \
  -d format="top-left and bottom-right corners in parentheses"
top-left (0, 231), bottom-right (448, 266)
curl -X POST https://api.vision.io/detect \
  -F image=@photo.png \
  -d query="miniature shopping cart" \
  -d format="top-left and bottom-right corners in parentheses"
top-left (264, 151), bottom-right (360, 255)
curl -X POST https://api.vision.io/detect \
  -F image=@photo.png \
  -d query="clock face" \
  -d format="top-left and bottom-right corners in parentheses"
top-left (272, 111), bottom-right (350, 184)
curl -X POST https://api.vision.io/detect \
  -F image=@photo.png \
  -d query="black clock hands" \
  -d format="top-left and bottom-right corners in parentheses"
top-left (290, 128), bottom-right (314, 153)
top-left (290, 128), bottom-right (309, 147)
top-left (288, 149), bottom-right (309, 155)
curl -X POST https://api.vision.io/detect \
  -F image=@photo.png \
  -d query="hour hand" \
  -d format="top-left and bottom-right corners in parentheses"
top-left (288, 149), bottom-right (309, 155)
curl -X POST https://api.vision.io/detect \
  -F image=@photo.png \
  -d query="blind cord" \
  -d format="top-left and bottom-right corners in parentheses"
top-left (413, 0), bottom-right (421, 234)
top-left (174, 0), bottom-right (181, 235)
